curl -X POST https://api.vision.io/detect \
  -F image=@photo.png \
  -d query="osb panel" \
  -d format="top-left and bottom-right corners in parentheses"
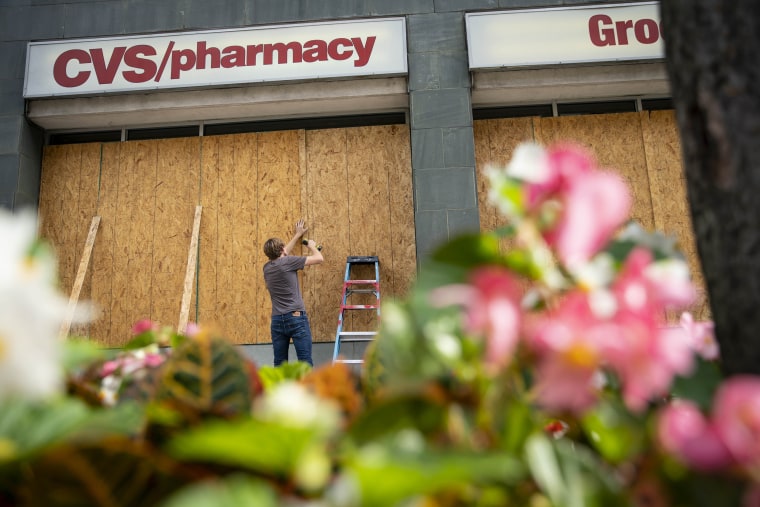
top-left (39, 145), bottom-right (81, 295)
top-left (256, 130), bottom-right (303, 345)
top-left (385, 124), bottom-right (416, 297)
top-left (198, 136), bottom-right (222, 333)
top-left (151, 137), bottom-right (200, 332)
top-left (69, 143), bottom-right (102, 338)
top-left (345, 126), bottom-right (394, 334)
top-left (305, 128), bottom-right (350, 343)
top-left (38, 144), bottom-right (101, 338)
top-left (473, 117), bottom-right (536, 244)
top-left (89, 142), bottom-right (121, 345)
top-left (109, 140), bottom-right (158, 346)
top-left (229, 133), bottom-right (258, 344)
top-left (536, 113), bottom-right (656, 231)
top-left (213, 134), bottom-right (242, 341)
top-left (641, 111), bottom-right (710, 321)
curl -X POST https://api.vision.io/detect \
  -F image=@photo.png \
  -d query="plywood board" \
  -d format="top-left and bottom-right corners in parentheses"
top-left (385, 124), bottom-right (416, 297)
top-left (640, 110), bottom-right (710, 320)
top-left (230, 133), bottom-right (258, 344)
top-left (198, 136), bottom-right (222, 334)
top-left (59, 216), bottom-right (100, 340)
top-left (306, 128), bottom-right (350, 343)
top-left (345, 126), bottom-right (392, 334)
top-left (536, 113), bottom-right (655, 231)
top-left (473, 117), bottom-right (536, 254)
top-left (108, 140), bottom-right (157, 346)
top-left (90, 142), bottom-right (121, 345)
top-left (151, 137), bottom-right (200, 330)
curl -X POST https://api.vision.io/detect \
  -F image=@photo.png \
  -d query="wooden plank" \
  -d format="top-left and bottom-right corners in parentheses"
top-left (198, 136), bottom-right (220, 332)
top-left (70, 143), bottom-right (102, 338)
top-left (178, 205), bottom-right (202, 333)
top-left (231, 133), bottom-right (258, 344)
top-left (386, 124), bottom-right (416, 297)
top-left (90, 142), bottom-right (120, 345)
top-left (536, 112), bottom-right (655, 230)
top-left (152, 137), bottom-right (199, 330)
top-left (58, 216), bottom-right (100, 340)
top-left (640, 110), bottom-right (709, 320)
top-left (305, 128), bottom-right (350, 343)
top-left (346, 126), bottom-right (392, 334)
top-left (255, 130), bottom-right (302, 345)
top-left (473, 117), bottom-right (535, 253)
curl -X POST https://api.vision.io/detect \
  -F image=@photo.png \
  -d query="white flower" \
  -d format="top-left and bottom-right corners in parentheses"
top-left (254, 382), bottom-right (340, 436)
top-left (505, 142), bottom-right (549, 183)
top-left (0, 209), bottom-right (84, 401)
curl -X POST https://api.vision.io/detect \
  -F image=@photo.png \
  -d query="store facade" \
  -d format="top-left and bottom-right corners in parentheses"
top-left (0, 0), bottom-right (704, 364)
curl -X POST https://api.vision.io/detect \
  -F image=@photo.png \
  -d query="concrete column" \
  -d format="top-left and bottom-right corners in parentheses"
top-left (407, 11), bottom-right (480, 268)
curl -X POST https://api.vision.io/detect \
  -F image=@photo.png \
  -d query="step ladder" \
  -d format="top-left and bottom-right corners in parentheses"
top-left (332, 256), bottom-right (380, 365)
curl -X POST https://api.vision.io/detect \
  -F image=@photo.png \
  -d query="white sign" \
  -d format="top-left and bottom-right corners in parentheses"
top-left (24, 18), bottom-right (407, 98)
top-left (466, 2), bottom-right (663, 69)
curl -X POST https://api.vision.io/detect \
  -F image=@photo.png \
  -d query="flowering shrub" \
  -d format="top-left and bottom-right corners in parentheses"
top-left (0, 142), bottom-right (756, 507)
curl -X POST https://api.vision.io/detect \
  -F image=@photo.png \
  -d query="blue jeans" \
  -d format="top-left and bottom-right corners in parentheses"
top-left (271, 311), bottom-right (313, 366)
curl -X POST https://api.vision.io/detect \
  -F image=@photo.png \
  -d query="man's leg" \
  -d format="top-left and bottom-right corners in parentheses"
top-left (288, 312), bottom-right (314, 367)
top-left (270, 315), bottom-right (290, 366)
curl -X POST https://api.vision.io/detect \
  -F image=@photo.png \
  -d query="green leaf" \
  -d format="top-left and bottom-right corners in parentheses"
top-left (0, 398), bottom-right (142, 463)
top-left (158, 474), bottom-right (279, 507)
top-left (258, 362), bottom-right (312, 391)
top-left (154, 335), bottom-right (252, 419)
top-left (166, 418), bottom-right (323, 478)
top-left (19, 438), bottom-right (188, 507)
top-left (345, 439), bottom-right (525, 507)
top-left (581, 398), bottom-right (645, 464)
top-left (525, 433), bottom-right (627, 507)
top-left (671, 358), bottom-right (723, 411)
top-left (61, 339), bottom-right (109, 375)
top-left (348, 395), bottom-right (448, 444)
top-left (430, 233), bottom-right (503, 269)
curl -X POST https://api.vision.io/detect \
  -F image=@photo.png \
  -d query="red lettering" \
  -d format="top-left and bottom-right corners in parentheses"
top-left (328, 38), bottom-right (352, 61)
top-left (589, 14), bottom-right (616, 47)
top-left (196, 41), bottom-right (221, 69)
top-left (263, 42), bottom-right (303, 65)
top-left (615, 19), bottom-right (633, 45)
top-left (589, 13), bottom-right (662, 47)
top-left (53, 49), bottom-right (91, 87)
top-left (634, 18), bottom-right (660, 44)
top-left (89, 47), bottom-right (126, 84)
top-left (122, 45), bottom-right (157, 83)
top-left (221, 46), bottom-right (245, 68)
top-left (246, 44), bottom-right (264, 66)
top-left (171, 49), bottom-right (195, 79)
top-left (303, 39), bottom-right (327, 63)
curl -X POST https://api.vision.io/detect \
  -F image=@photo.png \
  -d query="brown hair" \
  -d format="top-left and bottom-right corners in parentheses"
top-left (263, 238), bottom-right (285, 260)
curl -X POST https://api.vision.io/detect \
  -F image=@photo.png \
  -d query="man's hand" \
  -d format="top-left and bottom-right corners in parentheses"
top-left (295, 218), bottom-right (308, 238)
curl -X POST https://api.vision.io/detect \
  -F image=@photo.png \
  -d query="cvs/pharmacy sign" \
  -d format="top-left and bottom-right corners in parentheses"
top-left (25, 18), bottom-right (407, 98)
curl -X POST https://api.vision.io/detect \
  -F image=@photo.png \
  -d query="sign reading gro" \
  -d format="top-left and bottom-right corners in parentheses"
top-left (466, 2), bottom-right (662, 69)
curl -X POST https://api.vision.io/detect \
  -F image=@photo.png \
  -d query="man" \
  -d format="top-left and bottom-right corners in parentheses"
top-left (262, 218), bottom-right (323, 366)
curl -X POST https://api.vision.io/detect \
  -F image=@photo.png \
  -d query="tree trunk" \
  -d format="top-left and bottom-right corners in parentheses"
top-left (660, 1), bottom-right (760, 375)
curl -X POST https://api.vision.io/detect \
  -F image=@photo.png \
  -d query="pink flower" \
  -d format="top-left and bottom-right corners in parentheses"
top-left (527, 292), bottom-right (612, 413)
top-left (657, 399), bottom-right (733, 471)
top-left (548, 169), bottom-right (632, 269)
top-left (606, 318), bottom-right (694, 412)
top-left (680, 312), bottom-right (719, 360)
top-left (515, 144), bottom-right (632, 269)
top-left (712, 376), bottom-right (760, 466)
top-left (131, 319), bottom-right (158, 335)
top-left (429, 267), bottom-right (522, 368)
top-left (100, 360), bottom-right (120, 377)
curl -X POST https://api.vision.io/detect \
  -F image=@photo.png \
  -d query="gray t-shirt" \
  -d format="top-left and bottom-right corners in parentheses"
top-left (263, 255), bottom-right (307, 316)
